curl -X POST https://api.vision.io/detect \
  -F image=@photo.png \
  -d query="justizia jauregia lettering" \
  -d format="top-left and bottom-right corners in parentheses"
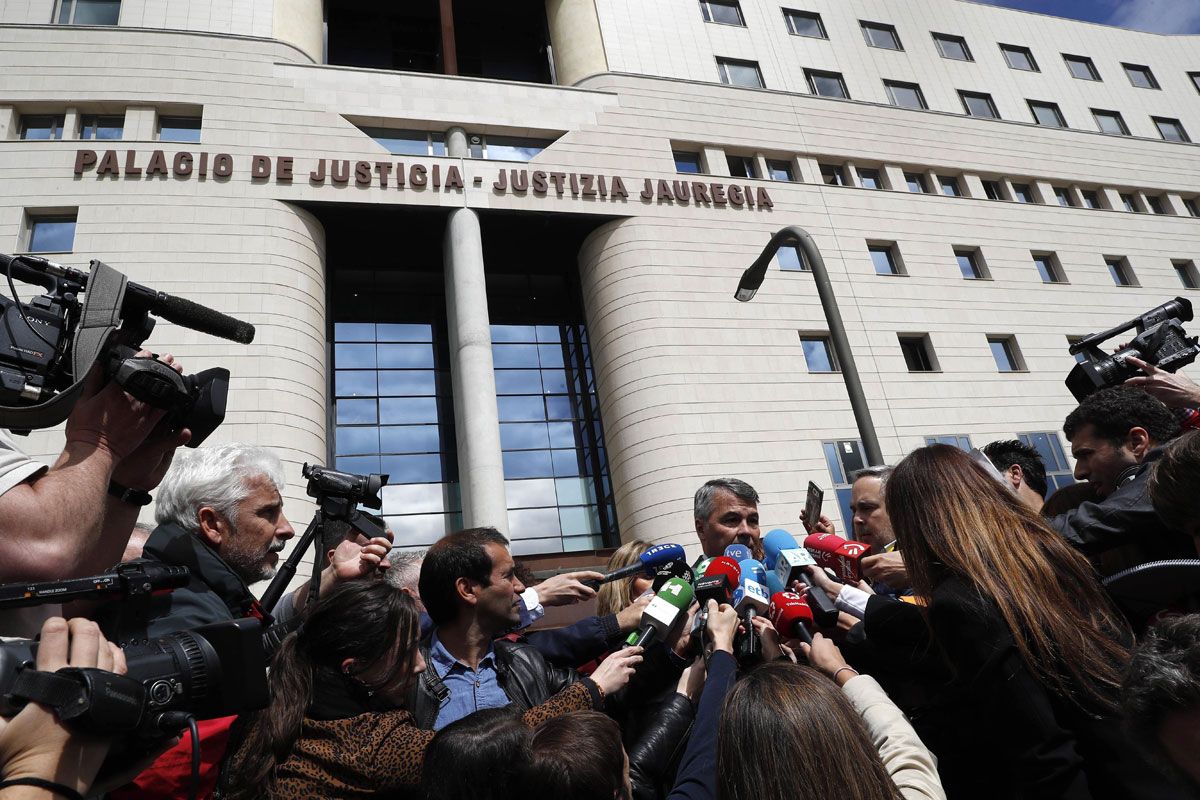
top-left (71, 150), bottom-right (773, 209)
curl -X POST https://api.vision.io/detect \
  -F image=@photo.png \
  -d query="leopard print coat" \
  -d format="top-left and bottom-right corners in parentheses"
top-left (221, 679), bottom-right (600, 798)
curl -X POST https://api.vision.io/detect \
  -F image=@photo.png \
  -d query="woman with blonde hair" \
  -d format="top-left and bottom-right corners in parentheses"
top-left (596, 539), bottom-right (653, 616)
top-left (885, 444), bottom-right (1176, 799)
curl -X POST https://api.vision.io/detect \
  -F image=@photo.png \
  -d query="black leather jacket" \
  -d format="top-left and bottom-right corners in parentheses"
top-left (405, 634), bottom-right (584, 730)
top-left (628, 691), bottom-right (694, 800)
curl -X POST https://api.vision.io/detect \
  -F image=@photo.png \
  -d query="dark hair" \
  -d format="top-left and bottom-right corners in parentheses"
top-left (518, 711), bottom-right (629, 800)
top-left (1063, 386), bottom-right (1179, 447)
top-left (717, 662), bottom-right (902, 800)
top-left (224, 581), bottom-right (419, 798)
top-left (1123, 614), bottom-right (1200, 779)
top-left (1039, 480), bottom-right (1101, 518)
top-left (694, 478), bottom-right (759, 520)
top-left (1148, 430), bottom-right (1200, 535)
top-left (887, 445), bottom-right (1130, 710)
top-left (419, 527), bottom-right (510, 625)
top-left (982, 439), bottom-right (1048, 498)
top-left (418, 707), bottom-right (529, 800)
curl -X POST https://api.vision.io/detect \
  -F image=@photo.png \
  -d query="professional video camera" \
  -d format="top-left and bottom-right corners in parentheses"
top-left (0, 563), bottom-right (268, 740)
top-left (0, 253), bottom-right (255, 444)
top-left (1067, 297), bottom-right (1200, 401)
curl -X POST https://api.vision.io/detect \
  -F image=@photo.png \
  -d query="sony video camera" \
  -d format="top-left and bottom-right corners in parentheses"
top-left (1066, 297), bottom-right (1200, 401)
top-left (0, 563), bottom-right (268, 741)
top-left (0, 253), bottom-right (256, 445)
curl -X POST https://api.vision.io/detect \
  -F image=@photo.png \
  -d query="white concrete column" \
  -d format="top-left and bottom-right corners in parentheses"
top-left (882, 164), bottom-right (907, 192)
top-left (1163, 193), bottom-right (1189, 216)
top-left (701, 146), bottom-right (730, 176)
top-left (0, 106), bottom-right (17, 139)
top-left (444, 126), bottom-right (509, 535)
top-left (63, 107), bottom-right (79, 140)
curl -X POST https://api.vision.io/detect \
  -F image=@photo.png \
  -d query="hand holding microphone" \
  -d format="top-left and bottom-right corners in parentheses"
top-left (704, 600), bottom-right (738, 655)
top-left (798, 633), bottom-right (858, 687)
top-left (582, 543), bottom-right (686, 590)
top-left (763, 528), bottom-right (839, 627)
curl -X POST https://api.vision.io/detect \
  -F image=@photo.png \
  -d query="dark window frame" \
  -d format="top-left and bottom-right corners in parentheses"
top-left (884, 79), bottom-right (927, 109)
top-left (805, 68), bottom-right (850, 99)
top-left (959, 90), bottom-right (1000, 119)
top-left (868, 242), bottom-right (904, 276)
top-left (860, 20), bottom-right (903, 51)
top-left (673, 150), bottom-right (703, 174)
top-left (1153, 116), bottom-right (1191, 143)
top-left (954, 247), bottom-right (988, 280)
top-left (27, 213), bottom-right (78, 254)
top-left (783, 8), bottom-right (827, 38)
top-left (700, 0), bottom-right (745, 26)
top-left (1092, 108), bottom-right (1130, 136)
top-left (1032, 252), bottom-right (1066, 284)
top-left (932, 32), bottom-right (972, 61)
top-left (1105, 256), bottom-right (1139, 287)
top-left (1028, 100), bottom-right (1066, 128)
top-left (1063, 54), bottom-right (1101, 81)
top-left (799, 334), bottom-right (839, 373)
top-left (988, 335), bottom-right (1026, 372)
top-left (1000, 43), bottom-right (1039, 72)
top-left (716, 57), bottom-right (765, 88)
top-left (1122, 62), bottom-right (1160, 90)
top-left (898, 334), bottom-right (938, 372)
top-left (1173, 260), bottom-right (1199, 290)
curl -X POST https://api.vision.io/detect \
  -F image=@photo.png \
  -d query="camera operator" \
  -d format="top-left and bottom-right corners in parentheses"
top-left (0, 354), bottom-right (189, 591)
top-left (1050, 386), bottom-right (1193, 574)
top-left (102, 443), bottom-right (390, 800)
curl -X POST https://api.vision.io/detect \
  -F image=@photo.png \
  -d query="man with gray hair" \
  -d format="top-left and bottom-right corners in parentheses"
top-left (694, 477), bottom-right (762, 559)
top-left (128, 443), bottom-right (390, 636)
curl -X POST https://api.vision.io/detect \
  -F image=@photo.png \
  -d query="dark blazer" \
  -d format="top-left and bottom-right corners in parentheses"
top-left (921, 577), bottom-right (1187, 800)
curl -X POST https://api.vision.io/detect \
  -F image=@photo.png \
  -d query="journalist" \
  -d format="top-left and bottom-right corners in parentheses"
top-left (1146, 430), bottom-right (1200, 553)
top-left (407, 527), bottom-right (642, 731)
top-left (981, 439), bottom-right (1048, 512)
top-left (1051, 386), bottom-right (1192, 572)
top-left (220, 580), bottom-right (639, 798)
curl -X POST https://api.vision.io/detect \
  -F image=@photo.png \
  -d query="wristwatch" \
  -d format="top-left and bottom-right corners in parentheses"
top-left (108, 479), bottom-right (152, 507)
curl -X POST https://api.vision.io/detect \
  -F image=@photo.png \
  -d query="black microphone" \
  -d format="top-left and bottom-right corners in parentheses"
top-left (651, 559), bottom-right (696, 591)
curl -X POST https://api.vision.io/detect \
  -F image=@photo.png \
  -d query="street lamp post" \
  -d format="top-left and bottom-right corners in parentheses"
top-left (735, 225), bottom-right (885, 467)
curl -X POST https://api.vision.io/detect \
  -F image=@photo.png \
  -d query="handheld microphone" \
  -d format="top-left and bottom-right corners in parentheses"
top-left (736, 558), bottom-right (768, 586)
top-left (693, 574), bottom-right (734, 608)
top-left (769, 591), bottom-right (815, 645)
top-left (764, 569), bottom-right (786, 597)
top-left (763, 529), bottom-right (838, 627)
top-left (626, 577), bottom-right (694, 648)
top-left (804, 533), bottom-right (870, 583)
top-left (732, 574), bottom-right (770, 666)
top-left (694, 557), bottom-right (714, 577)
top-left (724, 543), bottom-right (752, 563)
top-left (703, 556), bottom-right (741, 586)
top-left (651, 559), bottom-right (696, 591)
top-left (583, 543), bottom-right (686, 590)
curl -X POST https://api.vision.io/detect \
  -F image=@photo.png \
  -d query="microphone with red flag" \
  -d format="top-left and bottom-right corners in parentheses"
top-left (804, 533), bottom-right (870, 583)
top-left (769, 591), bottom-right (815, 645)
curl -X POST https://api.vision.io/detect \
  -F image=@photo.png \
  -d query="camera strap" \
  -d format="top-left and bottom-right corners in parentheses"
top-left (0, 259), bottom-right (127, 430)
top-left (9, 664), bottom-right (145, 733)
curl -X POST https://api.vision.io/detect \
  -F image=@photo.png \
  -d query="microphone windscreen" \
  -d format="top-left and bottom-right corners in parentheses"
top-left (723, 543), bottom-right (752, 562)
top-left (737, 558), bottom-right (767, 585)
top-left (762, 528), bottom-right (800, 563)
top-left (764, 569), bottom-right (785, 596)
top-left (704, 557), bottom-right (741, 584)
top-left (639, 543), bottom-right (686, 571)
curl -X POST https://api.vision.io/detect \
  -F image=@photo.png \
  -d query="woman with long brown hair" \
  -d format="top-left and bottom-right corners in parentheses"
top-left (595, 539), bottom-right (653, 617)
top-left (219, 580), bottom-right (638, 798)
top-left (885, 444), bottom-right (1171, 798)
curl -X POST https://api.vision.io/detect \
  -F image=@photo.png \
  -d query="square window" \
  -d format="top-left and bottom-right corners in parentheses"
top-left (982, 179), bottom-right (1005, 200)
top-left (1147, 195), bottom-right (1165, 214)
top-left (806, 69), bottom-right (849, 99)
top-left (784, 9), bottom-right (826, 38)
top-left (868, 243), bottom-right (903, 275)
top-left (955, 248), bottom-right (987, 279)
top-left (820, 163), bottom-right (847, 186)
top-left (1105, 256), bottom-right (1138, 287)
top-left (861, 21), bottom-right (902, 50)
top-left (932, 33), bottom-right (971, 61)
top-left (1011, 183), bottom-right (1035, 203)
top-left (1184, 197), bottom-right (1200, 217)
top-left (1174, 260), bottom-right (1199, 290)
top-left (700, 0), bottom-right (744, 26)
top-left (674, 151), bottom-right (702, 173)
top-left (56, 0), bottom-right (120, 25)
top-left (959, 90), bottom-right (999, 119)
top-left (857, 167), bottom-right (883, 189)
top-left (767, 159), bottom-right (795, 181)
top-left (19, 114), bottom-right (64, 140)
top-left (1123, 63), bottom-right (1159, 89)
top-left (1154, 117), bottom-right (1191, 143)
top-left (27, 214), bottom-right (77, 253)
top-left (726, 154), bottom-right (758, 179)
top-left (898, 335), bottom-right (937, 372)
top-left (799, 335), bottom-right (838, 372)
top-left (1001, 44), bottom-right (1039, 71)
top-left (938, 175), bottom-right (962, 197)
top-left (1053, 186), bottom-right (1075, 207)
top-left (79, 113), bottom-right (123, 140)
top-left (1120, 192), bottom-right (1141, 212)
top-left (159, 115), bottom-right (201, 142)
top-left (1081, 189), bottom-right (1103, 209)
top-left (1092, 109), bottom-right (1129, 136)
top-left (905, 172), bottom-right (928, 193)
top-left (1028, 100), bottom-right (1066, 127)
top-left (717, 57), bottom-right (763, 88)
top-left (1064, 54), bottom-right (1100, 81)
top-left (777, 245), bottom-right (809, 272)
top-left (884, 80), bottom-right (927, 109)
top-left (1033, 252), bottom-right (1066, 283)
top-left (988, 336), bottom-right (1024, 372)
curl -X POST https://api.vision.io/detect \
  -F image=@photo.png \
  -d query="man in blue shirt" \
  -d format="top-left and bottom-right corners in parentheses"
top-left (407, 527), bottom-right (596, 730)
